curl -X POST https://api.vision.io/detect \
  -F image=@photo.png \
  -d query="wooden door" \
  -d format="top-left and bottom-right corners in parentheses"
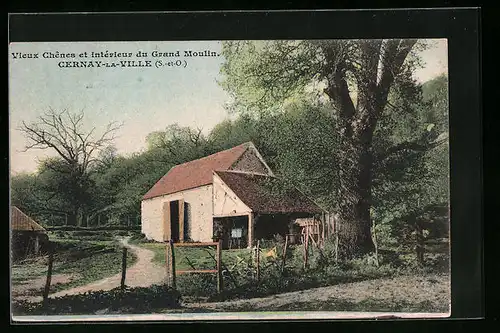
top-left (179, 199), bottom-right (185, 242)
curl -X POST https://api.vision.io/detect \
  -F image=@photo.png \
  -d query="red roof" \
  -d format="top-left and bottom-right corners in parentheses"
top-left (215, 171), bottom-right (324, 214)
top-left (11, 206), bottom-right (46, 232)
top-left (142, 142), bottom-right (250, 200)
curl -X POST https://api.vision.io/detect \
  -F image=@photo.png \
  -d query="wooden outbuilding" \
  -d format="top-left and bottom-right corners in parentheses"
top-left (11, 206), bottom-right (49, 260)
top-left (141, 142), bottom-right (328, 249)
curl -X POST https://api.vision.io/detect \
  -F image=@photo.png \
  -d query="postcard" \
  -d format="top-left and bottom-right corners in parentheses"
top-left (9, 31), bottom-right (453, 321)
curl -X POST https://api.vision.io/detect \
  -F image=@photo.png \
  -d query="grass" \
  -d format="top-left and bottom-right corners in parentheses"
top-left (134, 241), bottom-right (266, 271)
top-left (131, 237), bottom-right (450, 305)
top-left (11, 233), bottom-right (138, 296)
top-left (50, 244), bottom-right (137, 293)
top-left (11, 261), bottom-right (49, 285)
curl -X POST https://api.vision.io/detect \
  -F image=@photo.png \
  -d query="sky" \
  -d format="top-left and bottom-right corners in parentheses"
top-left (8, 39), bottom-right (448, 175)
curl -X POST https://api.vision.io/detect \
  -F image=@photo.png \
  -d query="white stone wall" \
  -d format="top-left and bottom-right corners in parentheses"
top-left (213, 174), bottom-right (251, 217)
top-left (141, 185), bottom-right (214, 242)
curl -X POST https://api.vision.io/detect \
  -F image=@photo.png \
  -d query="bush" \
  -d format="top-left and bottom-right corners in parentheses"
top-left (12, 284), bottom-right (181, 315)
top-left (176, 274), bottom-right (218, 297)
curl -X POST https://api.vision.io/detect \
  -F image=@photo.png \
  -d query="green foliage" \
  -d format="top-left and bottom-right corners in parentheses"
top-left (208, 101), bottom-right (338, 210)
top-left (219, 41), bottom-right (320, 115)
top-left (372, 74), bottom-right (449, 250)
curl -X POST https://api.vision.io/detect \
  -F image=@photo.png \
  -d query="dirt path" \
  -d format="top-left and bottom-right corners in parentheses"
top-left (47, 237), bottom-right (166, 298)
top-left (182, 274), bottom-right (450, 313)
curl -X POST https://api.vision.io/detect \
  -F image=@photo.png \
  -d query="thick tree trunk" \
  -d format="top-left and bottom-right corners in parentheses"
top-left (336, 139), bottom-right (375, 258)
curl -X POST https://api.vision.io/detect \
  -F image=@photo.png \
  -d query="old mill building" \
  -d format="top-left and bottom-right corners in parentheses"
top-left (141, 142), bottom-right (327, 249)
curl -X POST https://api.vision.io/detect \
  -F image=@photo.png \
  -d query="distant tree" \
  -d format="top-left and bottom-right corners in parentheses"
top-left (19, 109), bottom-right (121, 226)
top-left (145, 123), bottom-right (213, 164)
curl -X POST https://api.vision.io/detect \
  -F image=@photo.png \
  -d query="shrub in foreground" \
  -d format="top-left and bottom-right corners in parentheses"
top-left (12, 284), bottom-right (181, 315)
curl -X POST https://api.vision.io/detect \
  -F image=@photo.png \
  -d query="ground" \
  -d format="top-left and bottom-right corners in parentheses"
top-left (50, 237), bottom-right (165, 298)
top-left (181, 274), bottom-right (450, 313)
top-left (11, 233), bottom-right (450, 314)
top-left (11, 234), bottom-right (138, 302)
top-left (12, 237), bottom-right (165, 302)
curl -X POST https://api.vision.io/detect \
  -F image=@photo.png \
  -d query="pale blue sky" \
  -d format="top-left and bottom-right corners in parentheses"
top-left (9, 39), bottom-right (447, 174)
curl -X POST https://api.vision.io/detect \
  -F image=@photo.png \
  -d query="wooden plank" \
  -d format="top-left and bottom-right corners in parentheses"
top-left (217, 239), bottom-right (223, 293)
top-left (165, 243), bottom-right (170, 286)
top-left (248, 213), bottom-right (254, 248)
top-left (121, 247), bottom-right (127, 290)
top-left (172, 242), bottom-right (219, 247)
top-left (179, 199), bottom-right (185, 242)
top-left (177, 269), bottom-right (218, 274)
top-left (281, 234), bottom-right (288, 274)
top-left (304, 226), bottom-right (309, 269)
top-left (256, 240), bottom-right (260, 282)
top-left (170, 240), bottom-right (176, 289)
top-left (163, 201), bottom-right (171, 242)
top-left (34, 235), bottom-right (40, 255)
top-left (213, 213), bottom-right (249, 218)
top-left (42, 251), bottom-right (54, 305)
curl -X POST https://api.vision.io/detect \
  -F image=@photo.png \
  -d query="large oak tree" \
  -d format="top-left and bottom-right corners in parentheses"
top-left (219, 39), bottom-right (420, 257)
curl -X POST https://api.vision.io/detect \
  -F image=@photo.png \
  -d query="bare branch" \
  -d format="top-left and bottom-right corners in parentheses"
top-left (19, 109), bottom-right (123, 173)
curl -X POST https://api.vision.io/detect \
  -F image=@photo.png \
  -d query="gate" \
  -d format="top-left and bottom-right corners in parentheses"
top-left (165, 240), bottom-right (223, 293)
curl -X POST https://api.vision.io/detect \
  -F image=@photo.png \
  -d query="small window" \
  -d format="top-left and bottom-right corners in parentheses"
top-left (231, 228), bottom-right (243, 238)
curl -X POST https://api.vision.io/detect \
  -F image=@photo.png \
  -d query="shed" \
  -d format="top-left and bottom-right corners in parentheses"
top-left (11, 206), bottom-right (49, 260)
top-left (141, 142), bottom-right (327, 249)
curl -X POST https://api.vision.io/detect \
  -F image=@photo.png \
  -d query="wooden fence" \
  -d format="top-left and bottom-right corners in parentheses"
top-left (165, 240), bottom-right (223, 293)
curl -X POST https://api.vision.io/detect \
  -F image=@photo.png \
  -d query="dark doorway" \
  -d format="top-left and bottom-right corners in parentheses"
top-left (254, 214), bottom-right (290, 241)
top-left (170, 200), bottom-right (180, 242)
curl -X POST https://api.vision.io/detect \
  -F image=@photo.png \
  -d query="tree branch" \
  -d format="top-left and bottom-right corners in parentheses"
top-left (377, 39), bottom-right (418, 116)
top-left (20, 109), bottom-right (122, 173)
top-left (376, 135), bottom-right (448, 162)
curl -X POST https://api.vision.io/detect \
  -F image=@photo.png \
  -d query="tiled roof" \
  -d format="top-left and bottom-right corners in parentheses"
top-left (142, 142), bottom-right (250, 200)
top-left (215, 171), bottom-right (324, 214)
top-left (11, 206), bottom-right (46, 232)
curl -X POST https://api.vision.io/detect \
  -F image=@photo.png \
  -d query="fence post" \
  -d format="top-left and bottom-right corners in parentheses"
top-left (303, 227), bottom-right (309, 270)
top-left (169, 239), bottom-right (176, 289)
top-left (372, 219), bottom-right (380, 267)
top-left (121, 247), bottom-right (127, 290)
top-left (334, 217), bottom-right (339, 263)
top-left (165, 243), bottom-right (171, 286)
top-left (42, 251), bottom-right (54, 305)
top-left (281, 235), bottom-right (288, 274)
top-left (217, 239), bottom-right (223, 293)
top-left (256, 240), bottom-right (260, 282)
